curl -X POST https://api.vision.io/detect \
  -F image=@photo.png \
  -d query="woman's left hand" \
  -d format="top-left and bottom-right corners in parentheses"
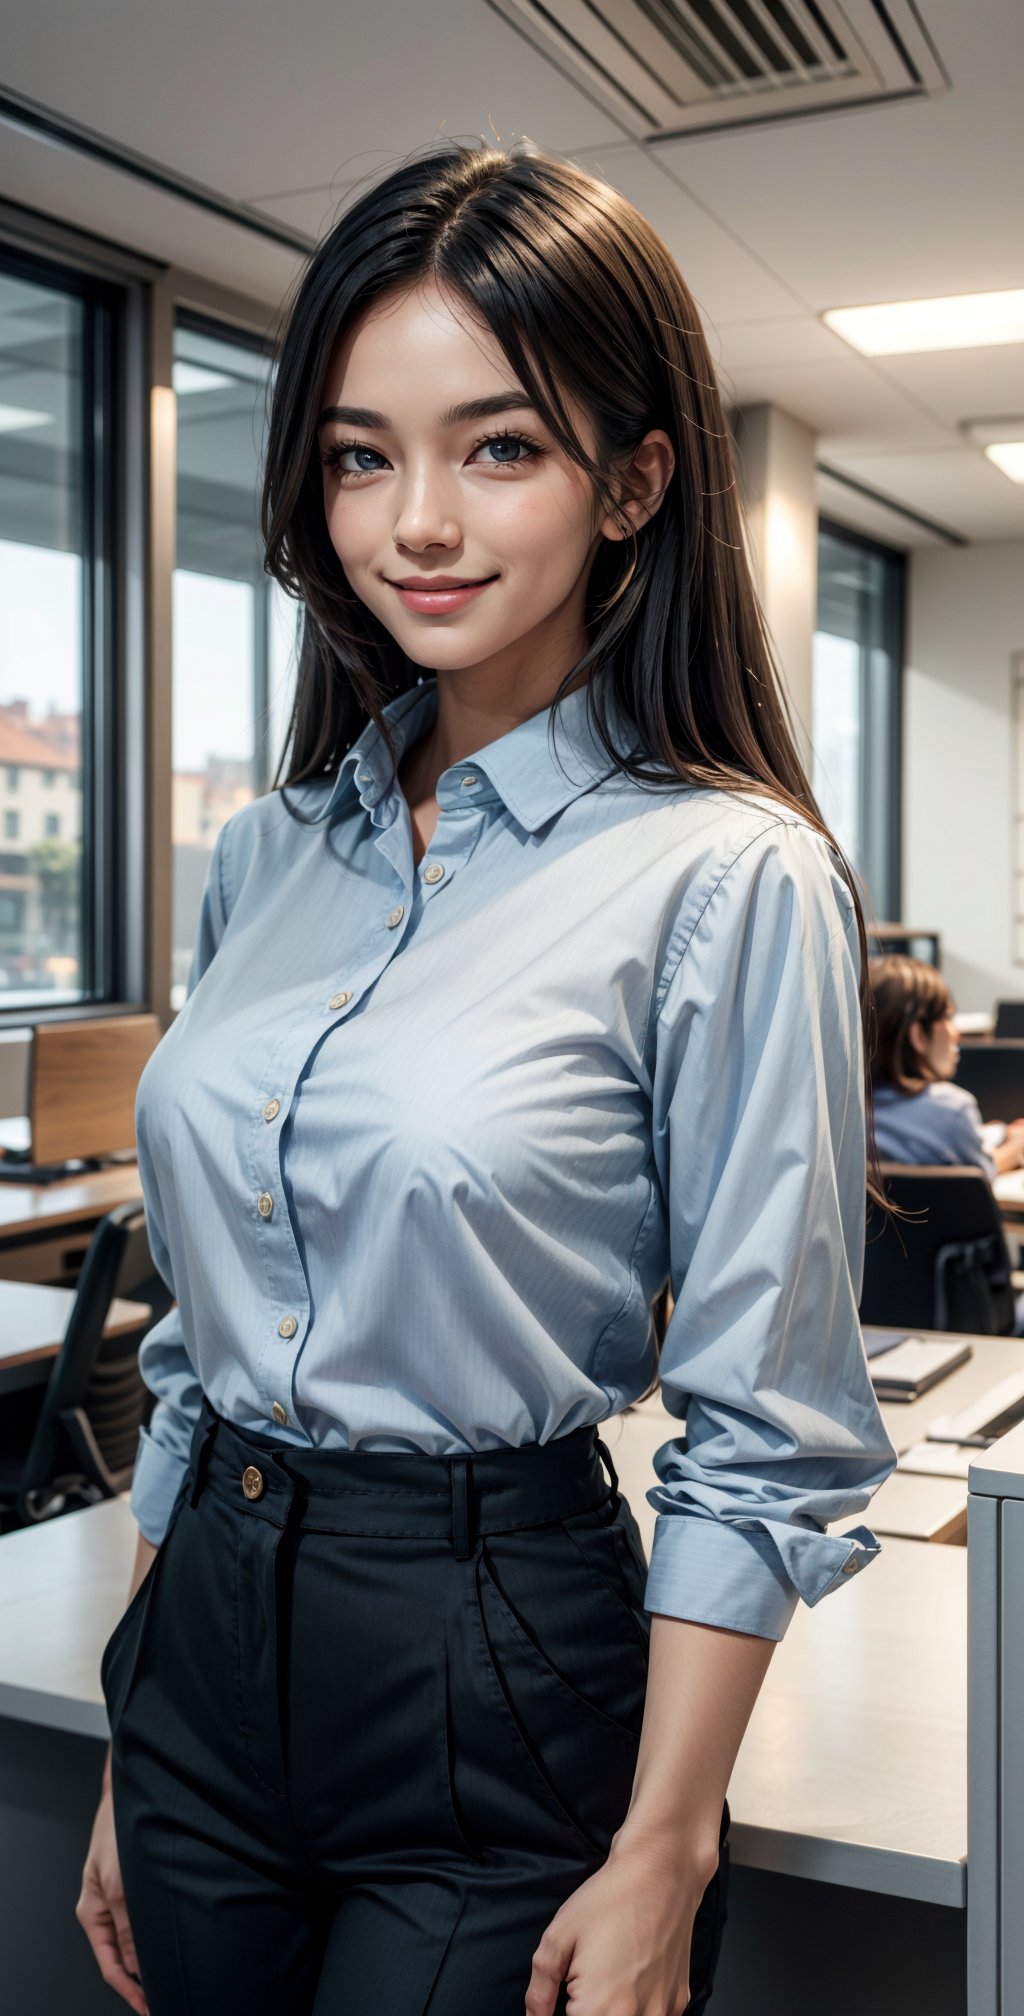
top-left (524, 1829), bottom-right (712, 2016)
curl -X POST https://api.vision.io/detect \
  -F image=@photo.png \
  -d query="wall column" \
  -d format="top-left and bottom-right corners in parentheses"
top-left (732, 402), bottom-right (818, 769)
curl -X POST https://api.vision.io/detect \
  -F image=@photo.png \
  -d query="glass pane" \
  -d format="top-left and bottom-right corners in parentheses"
top-left (0, 271), bottom-right (85, 1005)
top-left (172, 322), bottom-right (277, 1010)
top-left (813, 525), bottom-right (902, 918)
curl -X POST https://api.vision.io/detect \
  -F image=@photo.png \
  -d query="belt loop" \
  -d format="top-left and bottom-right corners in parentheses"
top-left (451, 1454), bottom-right (472, 1560)
top-left (186, 1407), bottom-right (217, 1509)
top-left (595, 1434), bottom-right (619, 1499)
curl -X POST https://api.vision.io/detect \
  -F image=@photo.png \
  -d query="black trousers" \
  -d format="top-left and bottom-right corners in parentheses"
top-left (103, 1397), bottom-right (729, 2015)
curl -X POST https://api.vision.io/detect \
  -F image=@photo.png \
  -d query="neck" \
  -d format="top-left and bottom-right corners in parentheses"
top-left (401, 628), bottom-right (591, 799)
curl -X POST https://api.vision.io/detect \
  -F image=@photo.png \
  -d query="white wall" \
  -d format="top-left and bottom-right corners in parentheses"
top-left (904, 540), bottom-right (1024, 1012)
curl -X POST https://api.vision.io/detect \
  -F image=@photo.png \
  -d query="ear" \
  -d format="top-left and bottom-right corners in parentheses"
top-left (598, 428), bottom-right (675, 542)
top-left (907, 1018), bottom-right (927, 1060)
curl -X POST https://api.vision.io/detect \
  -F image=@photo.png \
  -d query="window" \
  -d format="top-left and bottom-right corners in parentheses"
top-left (45, 813), bottom-right (60, 838)
top-left (0, 253), bottom-right (117, 1008)
top-left (171, 318), bottom-right (298, 1009)
top-left (812, 522), bottom-right (904, 922)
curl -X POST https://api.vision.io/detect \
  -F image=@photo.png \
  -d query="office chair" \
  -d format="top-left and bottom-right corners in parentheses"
top-left (994, 1001), bottom-right (1024, 1040)
top-left (0, 1201), bottom-right (171, 1529)
top-left (860, 1164), bottom-right (1015, 1335)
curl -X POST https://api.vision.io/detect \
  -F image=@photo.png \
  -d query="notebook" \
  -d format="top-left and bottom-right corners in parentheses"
top-left (868, 1335), bottom-right (972, 1401)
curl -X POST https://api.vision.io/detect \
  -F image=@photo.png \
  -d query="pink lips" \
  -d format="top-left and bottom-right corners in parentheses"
top-left (387, 575), bottom-right (497, 615)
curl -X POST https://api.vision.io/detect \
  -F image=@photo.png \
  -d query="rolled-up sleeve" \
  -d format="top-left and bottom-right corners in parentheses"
top-left (644, 815), bottom-right (898, 1640)
top-left (129, 817), bottom-right (233, 1545)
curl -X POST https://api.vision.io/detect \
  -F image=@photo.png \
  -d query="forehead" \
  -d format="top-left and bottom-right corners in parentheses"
top-left (322, 279), bottom-right (515, 402)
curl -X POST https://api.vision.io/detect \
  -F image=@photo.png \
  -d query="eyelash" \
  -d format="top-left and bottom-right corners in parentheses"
top-left (318, 428), bottom-right (545, 478)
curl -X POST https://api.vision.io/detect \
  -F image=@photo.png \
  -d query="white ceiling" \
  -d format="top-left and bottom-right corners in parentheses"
top-left (1, 0), bottom-right (1023, 547)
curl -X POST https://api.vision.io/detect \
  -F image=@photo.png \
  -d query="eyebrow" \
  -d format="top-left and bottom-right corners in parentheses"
top-left (316, 391), bottom-right (538, 431)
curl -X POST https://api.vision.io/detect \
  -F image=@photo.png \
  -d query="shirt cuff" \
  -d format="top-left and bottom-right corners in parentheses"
top-left (129, 1424), bottom-right (191, 1546)
top-left (643, 1512), bottom-right (883, 1641)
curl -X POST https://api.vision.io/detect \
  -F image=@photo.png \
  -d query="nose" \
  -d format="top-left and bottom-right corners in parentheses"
top-left (392, 460), bottom-right (462, 555)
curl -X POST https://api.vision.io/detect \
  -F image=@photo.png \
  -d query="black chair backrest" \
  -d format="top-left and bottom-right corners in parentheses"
top-left (995, 1002), bottom-right (1024, 1040)
top-left (861, 1163), bottom-right (1014, 1335)
top-left (954, 1041), bottom-right (1024, 1124)
top-left (16, 1201), bottom-right (171, 1519)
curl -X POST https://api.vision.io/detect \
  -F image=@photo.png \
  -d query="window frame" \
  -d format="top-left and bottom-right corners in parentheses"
top-left (816, 516), bottom-right (906, 924)
top-left (0, 201), bottom-right (276, 1032)
top-left (0, 205), bottom-right (153, 1029)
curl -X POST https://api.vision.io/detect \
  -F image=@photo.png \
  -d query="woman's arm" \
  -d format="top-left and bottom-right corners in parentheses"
top-left (526, 1613), bottom-right (773, 2016)
top-left (77, 1529), bottom-right (158, 2014)
top-left (98, 1532), bottom-right (158, 1795)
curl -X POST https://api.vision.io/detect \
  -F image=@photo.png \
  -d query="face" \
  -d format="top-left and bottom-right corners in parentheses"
top-left (910, 1008), bottom-right (960, 1079)
top-left (316, 277), bottom-right (671, 700)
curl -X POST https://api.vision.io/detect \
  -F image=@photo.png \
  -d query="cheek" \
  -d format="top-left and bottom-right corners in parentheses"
top-left (323, 489), bottom-right (380, 572)
top-left (485, 480), bottom-right (594, 573)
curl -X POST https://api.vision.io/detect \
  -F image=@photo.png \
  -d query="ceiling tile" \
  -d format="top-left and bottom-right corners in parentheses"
top-left (0, 122), bottom-right (300, 306)
top-left (0, 0), bottom-right (620, 202)
top-left (825, 448), bottom-right (1024, 544)
top-left (866, 344), bottom-right (1024, 434)
top-left (653, 84), bottom-right (1024, 309)
top-left (718, 356), bottom-right (953, 450)
top-left (713, 316), bottom-right (851, 371)
top-left (569, 143), bottom-right (801, 325)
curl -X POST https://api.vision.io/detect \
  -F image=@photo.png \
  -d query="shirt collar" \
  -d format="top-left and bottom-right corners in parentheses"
top-left (322, 673), bottom-right (639, 833)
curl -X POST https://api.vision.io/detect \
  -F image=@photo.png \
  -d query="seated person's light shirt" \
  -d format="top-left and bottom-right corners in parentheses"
top-left (131, 673), bottom-right (896, 1640)
top-left (872, 1079), bottom-right (996, 1181)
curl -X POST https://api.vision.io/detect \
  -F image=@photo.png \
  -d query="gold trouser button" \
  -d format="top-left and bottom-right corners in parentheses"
top-left (242, 1465), bottom-right (265, 1500)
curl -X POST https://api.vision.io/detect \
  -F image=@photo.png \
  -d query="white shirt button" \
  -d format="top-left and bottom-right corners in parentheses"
top-left (271, 1401), bottom-right (289, 1426)
top-left (257, 1192), bottom-right (274, 1218)
top-left (423, 862), bottom-right (445, 884)
top-left (358, 772), bottom-right (372, 783)
top-left (262, 1097), bottom-right (281, 1122)
top-left (386, 905), bottom-right (405, 928)
top-left (328, 990), bottom-right (353, 1009)
top-left (278, 1315), bottom-right (298, 1339)
top-left (460, 775), bottom-right (478, 788)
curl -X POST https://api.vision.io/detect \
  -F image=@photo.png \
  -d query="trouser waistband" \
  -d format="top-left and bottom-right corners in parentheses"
top-left (184, 1395), bottom-right (620, 1559)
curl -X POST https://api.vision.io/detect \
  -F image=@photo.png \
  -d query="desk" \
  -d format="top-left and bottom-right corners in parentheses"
top-left (613, 1327), bottom-right (1024, 1556)
top-left (0, 1164), bottom-right (142, 1287)
top-left (0, 1282), bottom-right (152, 1397)
top-left (2, 1328), bottom-right (1010, 2016)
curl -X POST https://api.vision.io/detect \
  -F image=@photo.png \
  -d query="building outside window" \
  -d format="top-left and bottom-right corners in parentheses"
top-left (812, 521), bottom-right (904, 925)
top-left (171, 318), bottom-right (298, 1009)
top-left (0, 254), bottom-right (115, 1007)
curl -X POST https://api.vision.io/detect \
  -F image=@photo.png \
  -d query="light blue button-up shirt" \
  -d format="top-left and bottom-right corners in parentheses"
top-left (131, 672), bottom-right (896, 1638)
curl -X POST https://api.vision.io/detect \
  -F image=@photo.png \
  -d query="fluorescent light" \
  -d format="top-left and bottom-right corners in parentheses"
top-left (962, 417), bottom-right (1024, 484)
top-left (0, 404), bottom-right (50, 433)
top-left (824, 288), bottom-right (1024, 356)
top-left (986, 442), bottom-right (1024, 482)
top-left (172, 361), bottom-right (233, 396)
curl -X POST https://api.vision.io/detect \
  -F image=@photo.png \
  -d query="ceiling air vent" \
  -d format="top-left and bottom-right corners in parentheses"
top-left (487, 0), bottom-right (948, 139)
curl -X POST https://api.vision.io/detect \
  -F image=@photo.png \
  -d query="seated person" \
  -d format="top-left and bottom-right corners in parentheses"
top-left (868, 954), bottom-right (1024, 1177)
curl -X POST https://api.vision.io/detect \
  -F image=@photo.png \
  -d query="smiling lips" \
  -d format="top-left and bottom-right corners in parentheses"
top-left (386, 574), bottom-right (498, 614)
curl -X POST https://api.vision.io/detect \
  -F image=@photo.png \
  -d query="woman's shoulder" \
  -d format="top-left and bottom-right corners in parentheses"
top-left (919, 1078), bottom-right (982, 1119)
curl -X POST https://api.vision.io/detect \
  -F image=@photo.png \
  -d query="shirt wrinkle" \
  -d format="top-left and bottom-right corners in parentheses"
top-left (130, 673), bottom-right (896, 1634)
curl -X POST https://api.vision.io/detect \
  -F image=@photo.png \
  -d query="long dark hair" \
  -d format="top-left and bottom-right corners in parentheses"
top-left (260, 140), bottom-right (882, 1218)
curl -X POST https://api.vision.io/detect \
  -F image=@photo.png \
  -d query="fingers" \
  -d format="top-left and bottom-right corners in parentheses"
top-left (525, 1921), bottom-right (574, 2016)
top-left (75, 1869), bottom-right (149, 2014)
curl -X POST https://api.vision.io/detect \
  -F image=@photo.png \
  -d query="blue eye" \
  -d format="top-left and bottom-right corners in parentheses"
top-left (320, 442), bottom-right (387, 475)
top-left (472, 431), bottom-right (541, 467)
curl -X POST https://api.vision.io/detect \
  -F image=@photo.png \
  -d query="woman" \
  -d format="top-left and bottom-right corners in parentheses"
top-left (869, 954), bottom-right (1024, 1178)
top-left (78, 143), bottom-right (896, 2016)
